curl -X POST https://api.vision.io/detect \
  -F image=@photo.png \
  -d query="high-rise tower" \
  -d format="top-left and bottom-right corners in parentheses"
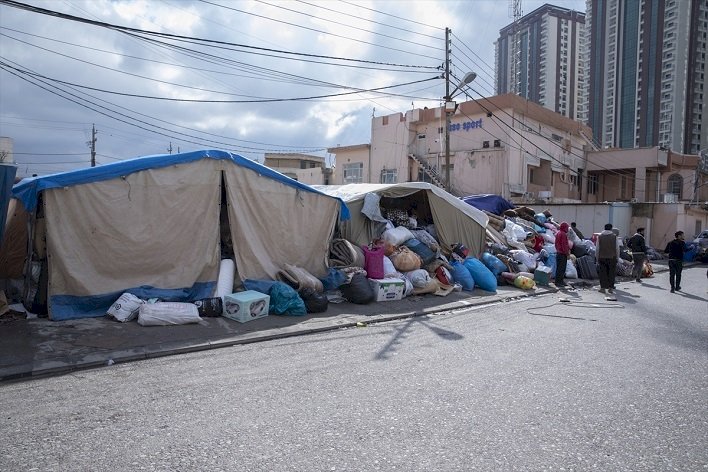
top-left (496, 4), bottom-right (587, 121)
top-left (587, 0), bottom-right (707, 154)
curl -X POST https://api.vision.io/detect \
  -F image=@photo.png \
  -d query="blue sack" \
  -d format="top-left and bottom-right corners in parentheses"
top-left (481, 251), bottom-right (507, 276)
top-left (269, 282), bottom-right (307, 316)
top-left (546, 253), bottom-right (557, 275)
top-left (243, 279), bottom-right (277, 294)
top-left (319, 268), bottom-right (347, 291)
top-left (463, 257), bottom-right (497, 292)
top-left (450, 260), bottom-right (474, 291)
top-left (404, 238), bottom-right (436, 265)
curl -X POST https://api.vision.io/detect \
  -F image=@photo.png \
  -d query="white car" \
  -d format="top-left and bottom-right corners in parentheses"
top-left (693, 230), bottom-right (708, 249)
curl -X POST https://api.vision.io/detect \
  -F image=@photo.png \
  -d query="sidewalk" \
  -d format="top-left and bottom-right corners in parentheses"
top-left (0, 260), bottom-right (681, 382)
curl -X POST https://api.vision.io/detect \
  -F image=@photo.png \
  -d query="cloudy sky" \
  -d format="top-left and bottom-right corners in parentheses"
top-left (0, 0), bottom-right (585, 176)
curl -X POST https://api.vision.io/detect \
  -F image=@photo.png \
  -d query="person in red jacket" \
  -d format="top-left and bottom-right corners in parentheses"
top-left (554, 222), bottom-right (571, 287)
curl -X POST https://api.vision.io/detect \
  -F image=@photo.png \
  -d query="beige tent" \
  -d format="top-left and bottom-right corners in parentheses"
top-left (12, 150), bottom-right (349, 320)
top-left (312, 182), bottom-right (488, 256)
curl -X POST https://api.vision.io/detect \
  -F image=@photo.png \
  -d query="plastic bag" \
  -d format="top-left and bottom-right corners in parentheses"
top-left (382, 256), bottom-right (397, 277)
top-left (463, 257), bottom-right (497, 293)
top-left (269, 282), bottom-right (307, 316)
top-left (450, 260), bottom-right (474, 291)
top-left (340, 273), bottom-right (375, 304)
top-left (107, 292), bottom-right (144, 322)
top-left (390, 246), bottom-right (422, 272)
top-left (300, 288), bottom-right (329, 313)
top-left (481, 252), bottom-right (507, 276)
top-left (382, 226), bottom-right (415, 246)
top-left (137, 302), bottom-right (201, 326)
top-left (404, 269), bottom-right (431, 288)
top-left (318, 268), bottom-right (347, 291)
top-left (403, 238), bottom-right (436, 265)
top-left (361, 244), bottom-right (385, 279)
top-left (514, 275), bottom-right (536, 289)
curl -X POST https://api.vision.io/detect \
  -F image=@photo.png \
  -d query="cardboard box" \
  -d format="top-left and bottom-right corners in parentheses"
top-left (223, 291), bottom-right (270, 323)
top-left (368, 278), bottom-right (405, 302)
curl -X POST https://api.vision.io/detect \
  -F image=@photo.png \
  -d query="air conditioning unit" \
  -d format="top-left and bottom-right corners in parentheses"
top-left (522, 191), bottom-right (535, 201)
top-left (630, 197), bottom-right (639, 203)
top-left (538, 190), bottom-right (552, 199)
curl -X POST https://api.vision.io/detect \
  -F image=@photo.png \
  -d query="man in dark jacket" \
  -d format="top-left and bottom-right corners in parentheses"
top-left (627, 227), bottom-right (648, 282)
top-left (596, 223), bottom-right (619, 294)
top-left (554, 222), bottom-right (571, 287)
top-left (664, 231), bottom-right (687, 293)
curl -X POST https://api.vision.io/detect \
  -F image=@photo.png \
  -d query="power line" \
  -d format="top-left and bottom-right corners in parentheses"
top-left (2, 59), bottom-right (440, 102)
top-left (294, 0), bottom-right (443, 41)
top-left (1, 1), bottom-right (440, 67)
top-left (255, 0), bottom-right (442, 51)
top-left (198, 0), bottom-right (441, 61)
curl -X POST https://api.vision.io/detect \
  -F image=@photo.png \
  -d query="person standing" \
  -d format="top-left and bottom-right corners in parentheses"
top-left (627, 227), bottom-right (648, 282)
top-left (554, 222), bottom-right (571, 287)
top-left (570, 222), bottom-right (585, 240)
top-left (664, 231), bottom-right (688, 293)
top-left (596, 223), bottom-right (619, 294)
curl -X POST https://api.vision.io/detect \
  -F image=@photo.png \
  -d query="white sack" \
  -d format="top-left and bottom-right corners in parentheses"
top-left (106, 292), bottom-right (144, 322)
top-left (138, 302), bottom-right (201, 326)
top-left (382, 226), bottom-right (415, 246)
top-left (542, 232), bottom-right (556, 244)
top-left (503, 220), bottom-right (528, 242)
top-left (382, 256), bottom-right (397, 277)
top-left (509, 250), bottom-right (538, 270)
top-left (565, 261), bottom-right (578, 279)
top-left (404, 269), bottom-right (431, 288)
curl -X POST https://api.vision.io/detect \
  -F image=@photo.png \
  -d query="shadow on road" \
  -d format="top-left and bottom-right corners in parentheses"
top-left (674, 291), bottom-right (708, 302)
top-left (375, 316), bottom-right (464, 361)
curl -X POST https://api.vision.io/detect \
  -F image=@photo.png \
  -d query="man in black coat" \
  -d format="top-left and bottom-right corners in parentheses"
top-left (627, 227), bottom-right (648, 282)
top-left (664, 231), bottom-right (688, 293)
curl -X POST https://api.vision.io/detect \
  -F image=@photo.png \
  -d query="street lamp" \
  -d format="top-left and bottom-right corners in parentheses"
top-left (444, 71), bottom-right (477, 193)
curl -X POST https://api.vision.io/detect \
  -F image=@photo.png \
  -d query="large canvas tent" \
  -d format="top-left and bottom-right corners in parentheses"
top-left (11, 150), bottom-right (349, 321)
top-left (312, 182), bottom-right (488, 256)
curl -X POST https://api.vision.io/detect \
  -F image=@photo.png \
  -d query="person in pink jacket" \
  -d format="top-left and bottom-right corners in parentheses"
top-left (554, 222), bottom-right (571, 287)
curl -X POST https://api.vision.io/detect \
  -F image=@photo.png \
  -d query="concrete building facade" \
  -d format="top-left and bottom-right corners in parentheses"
top-left (327, 94), bottom-right (593, 203)
top-left (496, 4), bottom-right (587, 122)
top-left (263, 152), bottom-right (332, 185)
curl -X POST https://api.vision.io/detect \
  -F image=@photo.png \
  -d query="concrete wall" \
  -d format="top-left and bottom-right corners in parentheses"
top-left (539, 202), bottom-right (708, 250)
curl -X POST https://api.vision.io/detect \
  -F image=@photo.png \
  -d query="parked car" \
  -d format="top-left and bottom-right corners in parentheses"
top-left (693, 230), bottom-right (708, 249)
top-left (693, 230), bottom-right (708, 263)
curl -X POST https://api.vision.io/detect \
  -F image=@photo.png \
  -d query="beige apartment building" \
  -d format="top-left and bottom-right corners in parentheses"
top-left (328, 93), bottom-right (593, 202)
top-left (263, 152), bottom-right (333, 185)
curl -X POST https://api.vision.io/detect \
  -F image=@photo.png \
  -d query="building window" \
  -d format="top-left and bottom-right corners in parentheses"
top-left (343, 162), bottom-right (363, 184)
top-left (380, 168), bottom-right (397, 184)
top-left (588, 174), bottom-right (598, 195)
top-left (667, 173), bottom-right (683, 199)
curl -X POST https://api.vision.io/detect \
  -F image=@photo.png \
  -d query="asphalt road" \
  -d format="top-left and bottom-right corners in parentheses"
top-left (1, 267), bottom-right (707, 471)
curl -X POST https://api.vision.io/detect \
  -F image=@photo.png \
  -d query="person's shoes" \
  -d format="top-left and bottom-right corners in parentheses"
top-left (676, 286), bottom-right (681, 291)
top-left (608, 288), bottom-right (614, 294)
top-left (635, 278), bottom-right (641, 282)
top-left (599, 288), bottom-right (606, 294)
top-left (670, 288), bottom-right (675, 293)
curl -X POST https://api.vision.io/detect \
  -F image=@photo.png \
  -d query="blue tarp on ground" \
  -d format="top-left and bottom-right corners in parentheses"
top-left (13, 149), bottom-right (350, 219)
top-left (0, 164), bottom-right (17, 248)
top-left (461, 194), bottom-right (515, 216)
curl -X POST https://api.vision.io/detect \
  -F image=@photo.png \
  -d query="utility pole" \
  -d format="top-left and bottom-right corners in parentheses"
top-left (89, 124), bottom-right (97, 167)
top-left (167, 142), bottom-right (173, 154)
top-left (444, 27), bottom-right (452, 193)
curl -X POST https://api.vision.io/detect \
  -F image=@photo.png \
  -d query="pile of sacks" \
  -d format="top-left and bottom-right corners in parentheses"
top-left (482, 207), bottom-right (599, 286)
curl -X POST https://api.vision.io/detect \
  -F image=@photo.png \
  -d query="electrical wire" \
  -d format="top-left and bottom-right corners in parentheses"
top-left (1, 0), bottom-right (440, 69)
top-left (255, 0), bottom-right (442, 52)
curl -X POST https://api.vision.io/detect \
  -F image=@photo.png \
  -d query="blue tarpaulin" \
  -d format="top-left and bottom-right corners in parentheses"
top-left (13, 149), bottom-right (350, 219)
top-left (461, 194), bottom-right (515, 215)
